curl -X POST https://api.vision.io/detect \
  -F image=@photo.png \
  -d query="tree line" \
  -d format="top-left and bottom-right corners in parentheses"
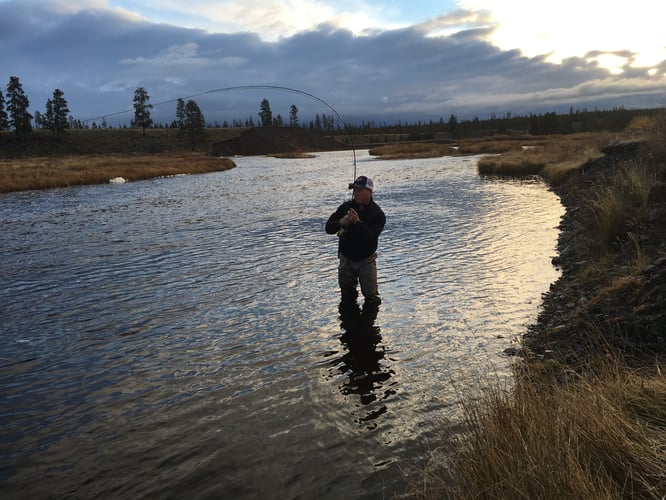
top-left (0, 77), bottom-right (312, 139)
top-left (1, 75), bottom-right (662, 142)
top-left (0, 77), bottom-right (208, 150)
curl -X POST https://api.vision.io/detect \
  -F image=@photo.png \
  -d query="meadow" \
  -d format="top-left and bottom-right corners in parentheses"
top-left (0, 153), bottom-right (237, 193)
top-left (0, 127), bottom-right (244, 193)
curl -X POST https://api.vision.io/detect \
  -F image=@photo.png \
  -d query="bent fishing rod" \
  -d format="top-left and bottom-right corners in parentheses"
top-left (82, 84), bottom-right (358, 185)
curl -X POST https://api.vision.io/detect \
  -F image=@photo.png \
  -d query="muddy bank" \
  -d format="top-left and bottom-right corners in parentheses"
top-left (522, 141), bottom-right (666, 365)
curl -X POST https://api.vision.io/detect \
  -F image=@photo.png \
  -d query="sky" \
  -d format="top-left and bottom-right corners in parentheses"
top-left (1, 0), bottom-right (665, 127)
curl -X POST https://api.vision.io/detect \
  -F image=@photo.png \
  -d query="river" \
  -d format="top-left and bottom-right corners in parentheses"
top-left (0, 150), bottom-right (562, 498)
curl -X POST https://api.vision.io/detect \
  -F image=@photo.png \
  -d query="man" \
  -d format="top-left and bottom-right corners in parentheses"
top-left (325, 175), bottom-right (386, 308)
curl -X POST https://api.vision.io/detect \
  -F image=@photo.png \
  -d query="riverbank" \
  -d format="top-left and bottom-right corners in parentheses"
top-left (414, 118), bottom-right (666, 498)
top-left (0, 128), bottom-right (248, 193)
top-left (0, 127), bottom-right (346, 193)
top-left (0, 153), bottom-right (236, 193)
top-left (523, 139), bottom-right (666, 363)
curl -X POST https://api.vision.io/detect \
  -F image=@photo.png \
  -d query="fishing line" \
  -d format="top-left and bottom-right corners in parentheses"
top-left (81, 85), bottom-right (358, 183)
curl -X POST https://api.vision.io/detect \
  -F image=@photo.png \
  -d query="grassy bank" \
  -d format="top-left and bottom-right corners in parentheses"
top-left (414, 355), bottom-right (666, 499)
top-left (409, 116), bottom-right (666, 497)
top-left (366, 133), bottom-right (614, 174)
top-left (476, 132), bottom-right (613, 185)
top-left (368, 135), bottom-right (532, 159)
top-left (0, 127), bottom-right (244, 193)
top-left (0, 153), bottom-right (236, 193)
top-left (0, 127), bottom-right (343, 193)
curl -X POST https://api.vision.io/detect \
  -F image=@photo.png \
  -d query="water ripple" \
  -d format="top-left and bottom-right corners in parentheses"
top-left (0, 151), bottom-right (562, 498)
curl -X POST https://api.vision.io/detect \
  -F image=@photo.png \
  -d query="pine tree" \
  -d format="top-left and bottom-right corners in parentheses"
top-left (183, 99), bottom-right (206, 151)
top-left (6, 76), bottom-right (32, 137)
top-left (258, 98), bottom-right (272, 127)
top-left (43, 88), bottom-right (70, 136)
top-left (175, 98), bottom-right (186, 138)
top-left (0, 90), bottom-right (8, 130)
top-left (176, 98), bottom-right (185, 123)
top-left (289, 104), bottom-right (299, 127)
top-left (132, 86), bottom-right (153, 134)
top-left (34, 109), bottom-right (44, 129)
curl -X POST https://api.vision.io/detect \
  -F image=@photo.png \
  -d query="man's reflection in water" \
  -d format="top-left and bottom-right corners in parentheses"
top-left (335, 301), bottom-right (396, 428)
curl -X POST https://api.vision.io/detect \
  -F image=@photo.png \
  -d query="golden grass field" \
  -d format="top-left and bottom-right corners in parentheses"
top-left (0, 153), bottom-right (236, 193)
top-left (1, 129), bottom-right (615, 194)
top-left (0, 127), bottom-right (247, 193)
top-left (368, 136), bottom-right (528, 159)
top-left (369, 132), bottom-right (615, 187)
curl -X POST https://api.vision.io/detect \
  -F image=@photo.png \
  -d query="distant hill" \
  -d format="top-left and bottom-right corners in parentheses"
top-left (0, 128), bottom-right (246, 158)
top-left (0, 127), bottom-right (349, 158)
top-left (211, 127), bottom-right (348, 156)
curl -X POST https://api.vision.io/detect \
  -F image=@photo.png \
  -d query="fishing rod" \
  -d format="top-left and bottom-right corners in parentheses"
top-left (81, 85), bottom-right (358, 184)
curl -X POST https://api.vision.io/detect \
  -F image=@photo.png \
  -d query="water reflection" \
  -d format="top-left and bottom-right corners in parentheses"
top-left (0, 151), bottom-right (563, 498)
top-left (334, 302), bottom-right (396, 429)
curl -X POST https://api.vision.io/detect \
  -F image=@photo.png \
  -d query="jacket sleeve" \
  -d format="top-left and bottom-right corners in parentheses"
top-left (343, 205), bottom-right (385, 255)
top-left (325, 203), bottom-right (348, 234)
top-left (353, 207), bottom-right (385, 241)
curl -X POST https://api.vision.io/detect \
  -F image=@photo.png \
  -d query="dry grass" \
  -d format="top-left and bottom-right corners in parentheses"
top-left (269, 152), bottom-right (316, 158)
top-left (477, 133), bottom-right (611, 183)
top-left (368, 137), bottom-right (528, 159)
top-left (406, 118), bottom-right (666, 499)
top-left (456, 139), bottom-right (526, 156)
top-left (368, 142), bottom-right (460, 159)
top-left (0, 153), bottom-right (236, 193)
top-left (412, 355), bottom-right (666, 499)
top-left (581, 160), bottom-right (656, 253)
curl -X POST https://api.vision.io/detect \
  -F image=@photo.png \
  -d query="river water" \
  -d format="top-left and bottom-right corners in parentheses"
top-left (0, 150), bottom-right (562, 498)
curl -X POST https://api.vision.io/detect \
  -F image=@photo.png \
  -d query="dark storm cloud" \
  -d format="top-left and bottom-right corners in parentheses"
top-left (1, 0), bottom-right (664, 126)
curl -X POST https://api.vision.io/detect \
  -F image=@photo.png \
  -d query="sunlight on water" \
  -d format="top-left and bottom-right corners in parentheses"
top-left (0, 151), bottom-right (563, 498)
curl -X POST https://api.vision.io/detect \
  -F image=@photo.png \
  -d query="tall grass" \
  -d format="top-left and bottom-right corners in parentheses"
top-left (412, 354), bottom-right (666, 499)
top-left (477, 133), bottom-right (611, 183)
top-left (408, 116), bottom-right (666, 498)
top-left (584, 161), bottom-right (655, 252)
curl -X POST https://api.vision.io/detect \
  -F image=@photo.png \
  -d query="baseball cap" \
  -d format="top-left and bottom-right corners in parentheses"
top-left (348, 175), bottom-right (374, 191)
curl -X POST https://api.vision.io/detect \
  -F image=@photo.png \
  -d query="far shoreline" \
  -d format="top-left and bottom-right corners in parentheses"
top-left (0, 152), bottom-right (237, 194)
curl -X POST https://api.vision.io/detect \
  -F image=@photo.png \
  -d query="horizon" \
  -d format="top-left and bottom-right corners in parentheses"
top-left (2, 1), bottom-right (664, 128)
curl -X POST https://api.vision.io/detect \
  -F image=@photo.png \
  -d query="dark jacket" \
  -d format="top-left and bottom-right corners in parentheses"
top-left (325, 199), bottom-right (386, 261)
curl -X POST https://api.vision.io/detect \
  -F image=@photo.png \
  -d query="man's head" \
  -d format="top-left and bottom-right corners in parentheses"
top-left (348, 175), bottom-right (374, 205)
top-left (348, 175), bottom-right (374, 192)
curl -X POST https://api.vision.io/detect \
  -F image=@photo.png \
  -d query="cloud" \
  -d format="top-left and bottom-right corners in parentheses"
top-left (105, 0), bottom-right (392, 40)
top-left (458, 0), bottom-right (666, 68)
top-left (0, 0), bottom-right (664, 127)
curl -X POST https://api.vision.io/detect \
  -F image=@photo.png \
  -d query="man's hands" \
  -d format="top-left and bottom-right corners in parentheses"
top-left (340, 208), bottom-right (360, 226)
